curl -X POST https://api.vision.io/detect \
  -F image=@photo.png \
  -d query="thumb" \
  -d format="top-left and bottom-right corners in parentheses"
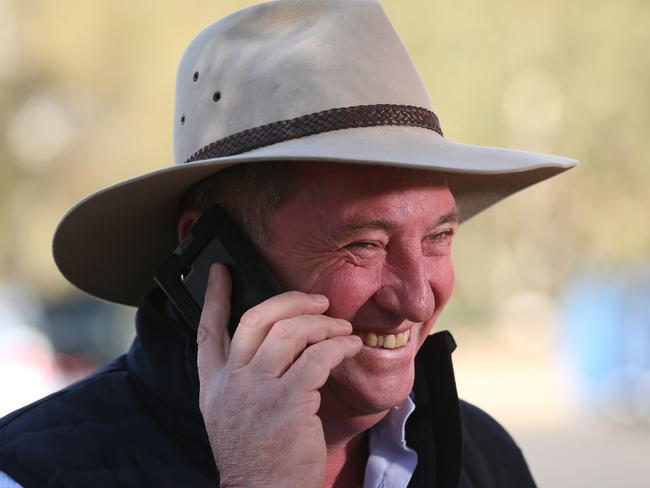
top-left (197, 263), bottom-right (232, 384)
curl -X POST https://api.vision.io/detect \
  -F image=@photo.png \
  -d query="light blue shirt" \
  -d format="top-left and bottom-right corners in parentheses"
top-left (0, 396), bottom-right (417, 488)
top-left (364, 395), bottom-right (418, 488)
top-left (0, 473), bottom-right (20, 488)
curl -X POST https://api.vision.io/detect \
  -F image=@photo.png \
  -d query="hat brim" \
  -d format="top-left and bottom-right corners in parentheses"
top-left (53, 125), bottom-right (576, 306)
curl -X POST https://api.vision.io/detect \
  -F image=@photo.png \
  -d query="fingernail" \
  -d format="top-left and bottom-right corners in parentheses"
top-left (313, 294), bottom-right (328, 303)
top-left (337, 319), bottom-right (352, 328)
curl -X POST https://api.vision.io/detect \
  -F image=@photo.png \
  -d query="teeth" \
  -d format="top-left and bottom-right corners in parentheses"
top-left (383, 334), bottom-right (396, 349)
top-left (365, 332), bottom-right (378, 347)
top-left (357, 329), bottom-right (410, 349)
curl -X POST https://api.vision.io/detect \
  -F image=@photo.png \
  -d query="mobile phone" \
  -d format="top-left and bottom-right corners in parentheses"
top-left (154, 205), bottom-right (284, 335)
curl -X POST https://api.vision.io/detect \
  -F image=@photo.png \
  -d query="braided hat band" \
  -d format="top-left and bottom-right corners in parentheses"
top-left (52, 0), bottom-right (576, 307)
top-left (185, 104), bottom-right (443, 163)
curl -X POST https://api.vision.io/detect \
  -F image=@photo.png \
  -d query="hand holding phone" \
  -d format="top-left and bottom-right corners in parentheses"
top-left (195, 263), bottom-right (362, 488)
top-left (154, 204), bottom-right (284, 335)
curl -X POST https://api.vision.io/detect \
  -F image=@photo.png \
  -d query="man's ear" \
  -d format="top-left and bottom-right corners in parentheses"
top-left (177, 209), bottom-right (203, 243)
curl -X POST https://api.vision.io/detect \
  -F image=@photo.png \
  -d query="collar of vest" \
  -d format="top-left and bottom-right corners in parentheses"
top-left (408, 330), bottom-right (463, 487)
top-left (127, 287), bottom-right (204, 419)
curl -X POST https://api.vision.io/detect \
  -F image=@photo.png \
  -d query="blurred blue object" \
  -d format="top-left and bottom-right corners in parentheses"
top-left (561, 266), bottom-right (650, 425)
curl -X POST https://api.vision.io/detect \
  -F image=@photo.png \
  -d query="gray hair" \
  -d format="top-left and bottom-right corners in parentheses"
top-left (180, 161), bottom-right (298, 243)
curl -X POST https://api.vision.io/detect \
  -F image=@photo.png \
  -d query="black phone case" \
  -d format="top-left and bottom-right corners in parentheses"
top-left (153, 205), bottom-right (284, 335)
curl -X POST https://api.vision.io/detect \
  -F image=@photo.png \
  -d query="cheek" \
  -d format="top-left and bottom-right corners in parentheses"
top-left (309, 266), bottom-right (382, 320)
top-left (419, 258), bottom-right (455, 338)
top-left (433, 258), bottom-right (455, 309)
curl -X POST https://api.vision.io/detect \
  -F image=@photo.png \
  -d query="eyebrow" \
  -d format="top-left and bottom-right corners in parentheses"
top-left (435, 207), bottom-right (460, 226)
top-left (334, 206), bottom-right (460, 238)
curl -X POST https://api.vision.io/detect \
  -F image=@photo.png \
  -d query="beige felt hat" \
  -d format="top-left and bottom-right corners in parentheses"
top-left (53, 0), bottom-right (577, 306)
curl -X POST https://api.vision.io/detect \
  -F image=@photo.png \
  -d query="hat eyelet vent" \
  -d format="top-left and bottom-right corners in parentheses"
top-left (213, 91), bottom-right (221, 102)
top-left (180, 115), bottom-right (185, 125)
top-left (193, 71), bottom-right (199, 82)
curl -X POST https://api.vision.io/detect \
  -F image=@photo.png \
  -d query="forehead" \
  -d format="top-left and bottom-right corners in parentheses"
top-left (293, 163), bottom-right (451, 203)
top-left (277, 163), bottom-right (456, 225)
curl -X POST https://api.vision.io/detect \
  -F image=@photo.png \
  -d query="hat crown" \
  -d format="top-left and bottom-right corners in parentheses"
top-left (173, 0), bottom-right (432, 164)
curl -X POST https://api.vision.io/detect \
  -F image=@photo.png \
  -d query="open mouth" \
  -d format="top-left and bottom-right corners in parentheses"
top-left (354, 329), bottom-right (411, 349)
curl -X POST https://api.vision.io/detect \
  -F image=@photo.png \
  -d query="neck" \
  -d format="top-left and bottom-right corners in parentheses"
top-left (319, 390), bottom-right (389, 488)
top-left (324, 430), bottom-right (369, 488)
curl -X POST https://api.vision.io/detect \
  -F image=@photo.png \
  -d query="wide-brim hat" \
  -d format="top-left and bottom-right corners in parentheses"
top-left (53, 0), bottom-right (577, 307)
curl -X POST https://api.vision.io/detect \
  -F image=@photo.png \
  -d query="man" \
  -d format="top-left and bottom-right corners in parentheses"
top-left (0, 0), bottom-right (576, 486)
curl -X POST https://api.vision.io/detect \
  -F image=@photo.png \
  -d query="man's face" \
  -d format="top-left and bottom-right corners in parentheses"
top-left (260, 164), bottom-right (457, 415)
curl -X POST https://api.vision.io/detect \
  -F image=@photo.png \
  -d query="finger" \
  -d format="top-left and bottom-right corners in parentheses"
top-left (284, 335), bottom-right (363, 391)
top-left (227, 291), bottom-right (330, 369)
top-left (250, 315), bottom-right (352, 377)
top-left (197, 263), bottom-right (232, 384)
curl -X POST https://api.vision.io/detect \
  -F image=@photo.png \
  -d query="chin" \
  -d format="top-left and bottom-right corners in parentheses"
top-left (322, 361), bottom-right (416, 415)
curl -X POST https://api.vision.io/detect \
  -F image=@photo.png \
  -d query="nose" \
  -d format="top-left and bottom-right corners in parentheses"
top-left (372, 246), bottom-right (435, 323)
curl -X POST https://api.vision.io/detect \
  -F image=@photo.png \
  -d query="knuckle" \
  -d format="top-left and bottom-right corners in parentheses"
top-left (238, 307), bottom-right (261, 328)
top-left (298, 362), bottom-right (328, 390)
top-left (272, 318), bottom-right (295, 338)
top-left (302, 391), bottom-right (321, 415)
top-left (302, 345), bottom-right (328, 364)
top-left (249, 354), bottom-right (281, 379)
top-left (196, 324), bottom-right (212, 347)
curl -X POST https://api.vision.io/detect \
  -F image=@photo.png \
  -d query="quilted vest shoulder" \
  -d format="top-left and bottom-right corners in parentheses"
top-left (0, 355), bottom-right (216, 488)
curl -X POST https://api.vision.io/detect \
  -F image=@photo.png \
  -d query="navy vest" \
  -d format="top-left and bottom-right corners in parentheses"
top-left (0, 288), bottom-right (536, 487)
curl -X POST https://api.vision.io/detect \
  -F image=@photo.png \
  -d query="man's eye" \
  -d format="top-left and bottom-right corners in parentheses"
top-left (430, 231), bottom-right (452, 241)
top-left (424, 230), bottom-right (455, 254)
top-left (347, 241), bottom-right (377, 249)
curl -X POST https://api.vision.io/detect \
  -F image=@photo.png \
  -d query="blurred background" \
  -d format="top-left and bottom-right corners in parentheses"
top-left (1, 0), bottom-right (648, 485)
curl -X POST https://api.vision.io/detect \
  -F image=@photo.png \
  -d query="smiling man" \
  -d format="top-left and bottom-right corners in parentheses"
top-left (0, 1), bottom-right (576, 487)
top-left (189, 164), bottom-right (460, 487)
top-left (253, 164), bottom-right (457, 415)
